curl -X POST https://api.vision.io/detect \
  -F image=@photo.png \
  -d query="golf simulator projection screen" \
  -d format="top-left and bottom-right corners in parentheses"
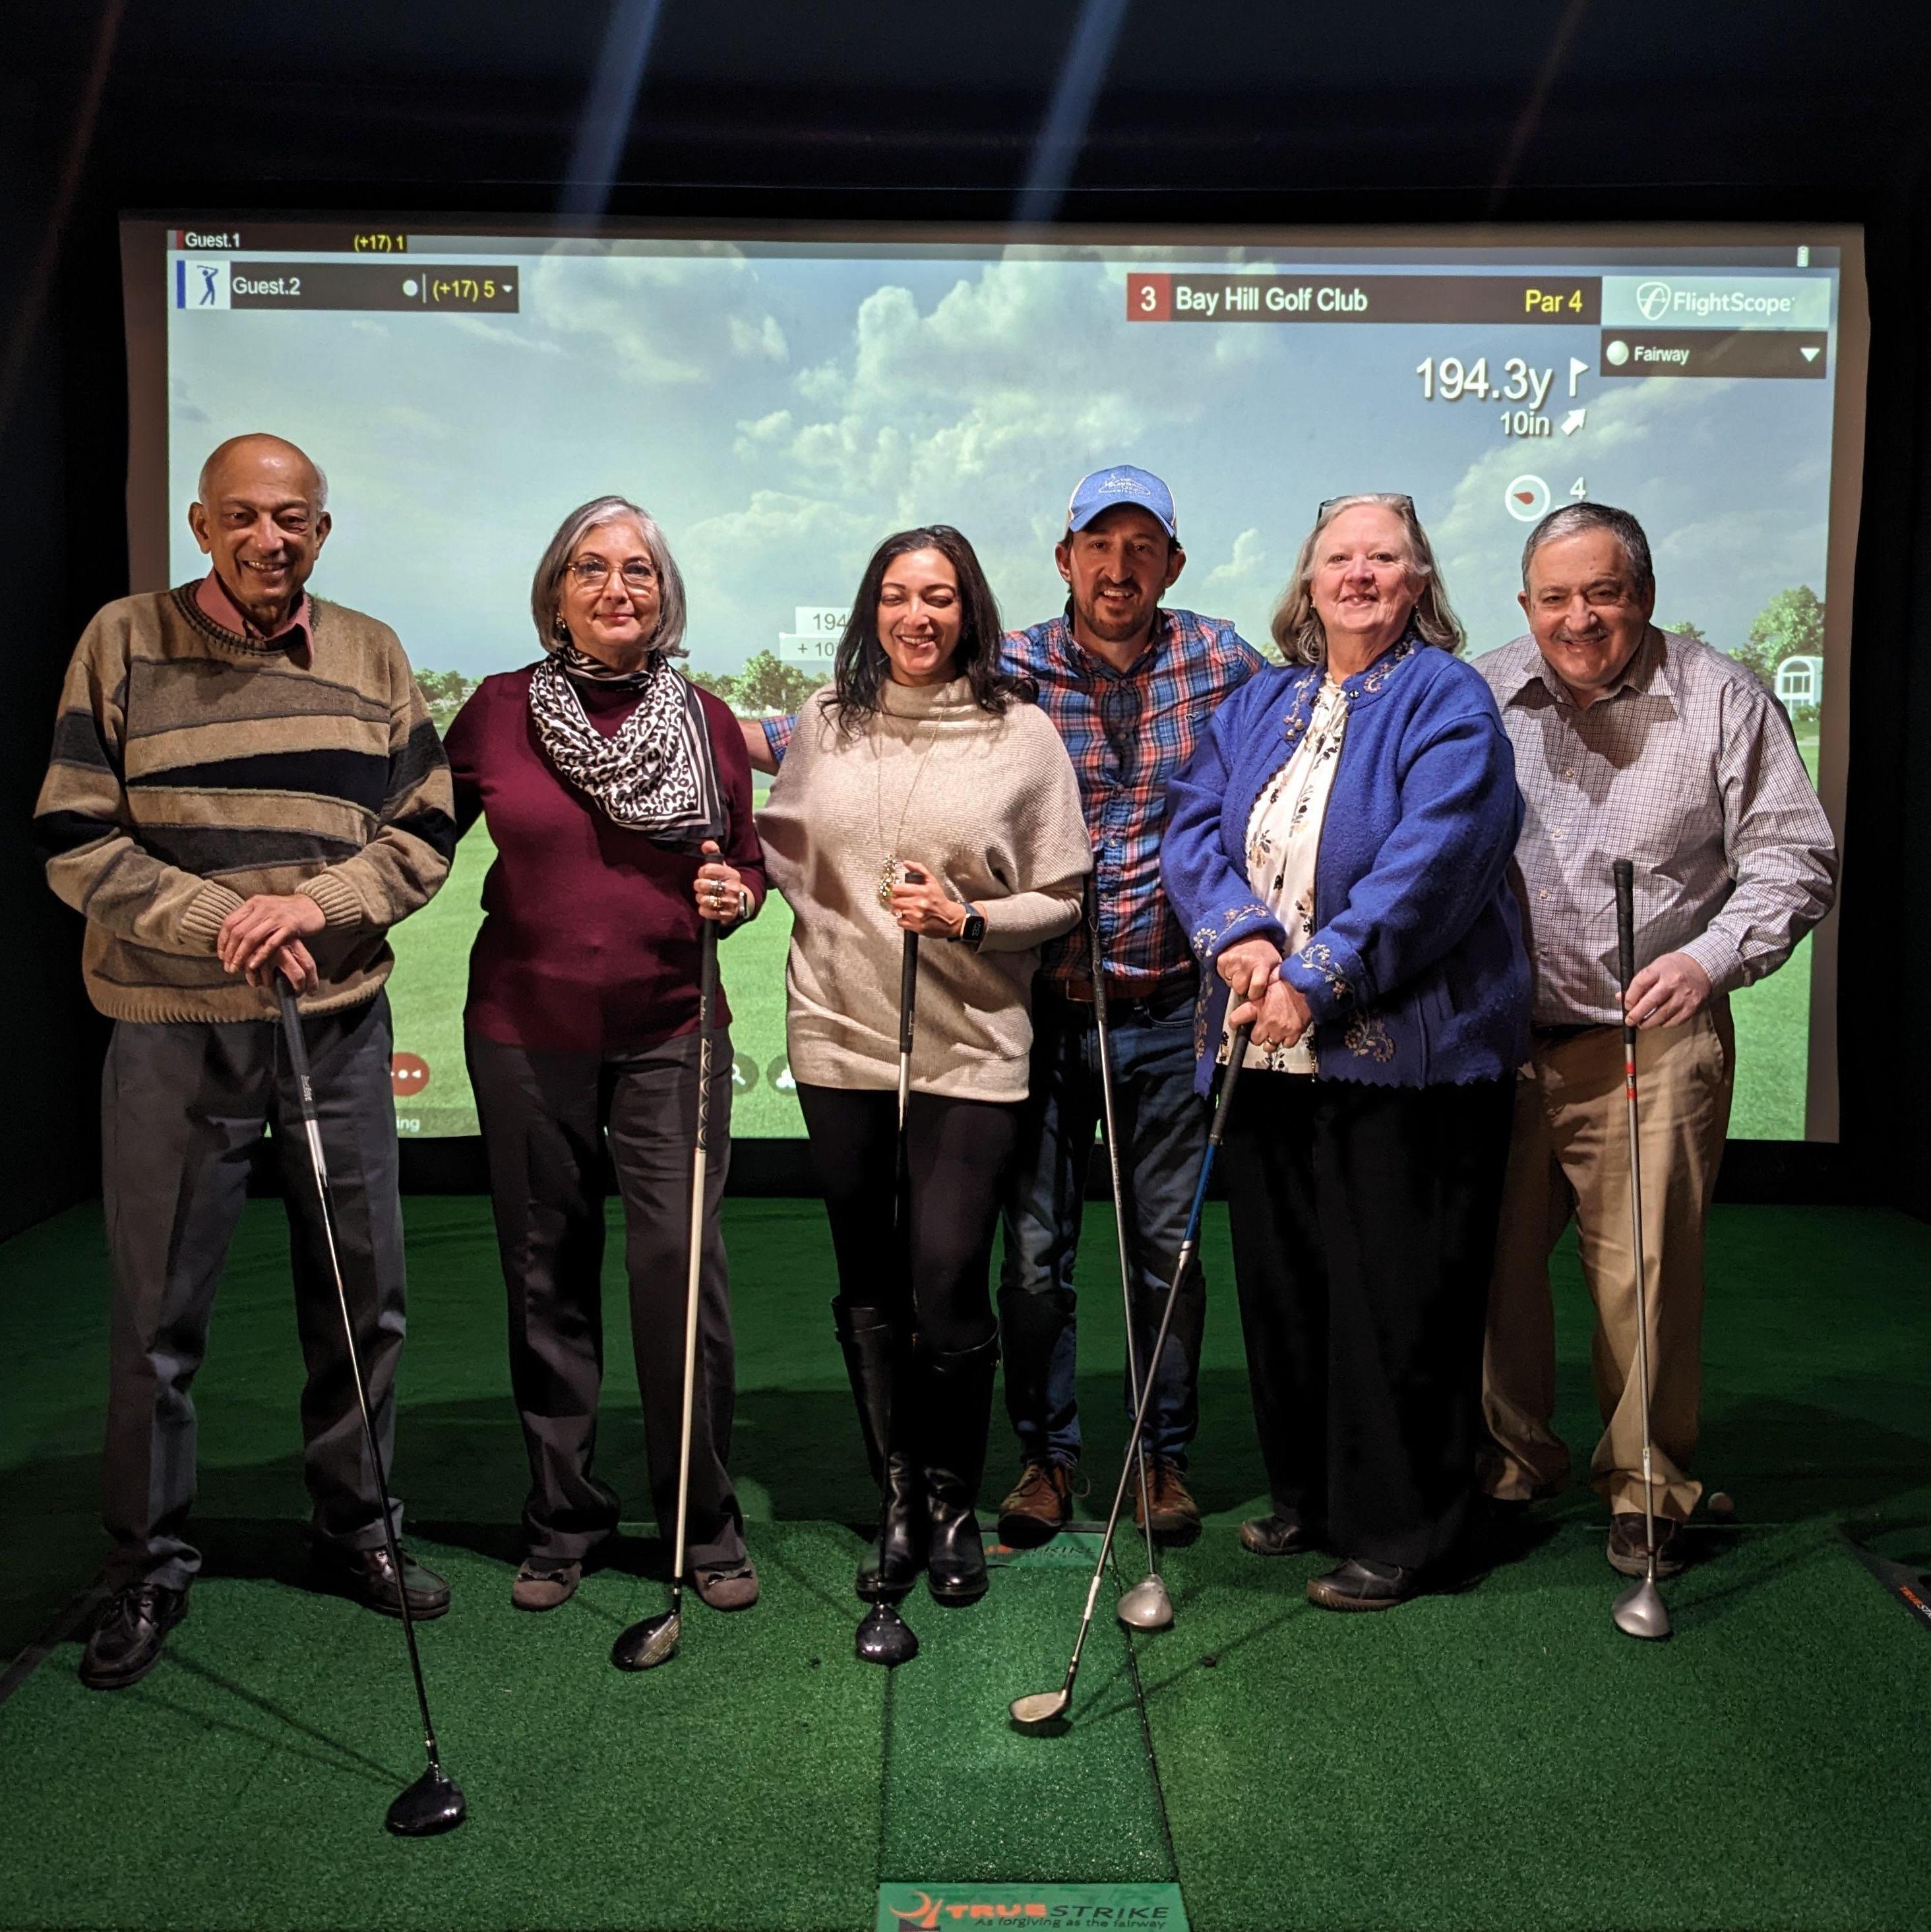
top-left (121, 220), bottom-right (1864, 1142)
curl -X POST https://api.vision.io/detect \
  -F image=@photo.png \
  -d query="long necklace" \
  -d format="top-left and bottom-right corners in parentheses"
top-left (873, 703), bottom-right (942, 907)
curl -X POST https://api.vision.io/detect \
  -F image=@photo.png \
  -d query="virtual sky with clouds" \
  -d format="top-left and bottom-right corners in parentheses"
top-left (166, 243), bottom-right (1841, 680)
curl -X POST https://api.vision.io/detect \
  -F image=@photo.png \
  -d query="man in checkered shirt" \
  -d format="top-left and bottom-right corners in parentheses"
top-left (1475, 502), bottom-right (1836, 1581)
top-left (746, 468), bottom-right (1264, 1546)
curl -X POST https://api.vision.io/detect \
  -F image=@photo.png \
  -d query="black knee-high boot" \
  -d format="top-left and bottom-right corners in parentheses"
top-left (921, 1333), bottom-right (998, 1606)
top-left (832, 1300), bottom-right (925, 1600)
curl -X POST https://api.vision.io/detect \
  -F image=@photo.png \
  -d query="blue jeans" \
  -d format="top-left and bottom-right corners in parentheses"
top-left (998, 983), bottom-right (1209, 1471)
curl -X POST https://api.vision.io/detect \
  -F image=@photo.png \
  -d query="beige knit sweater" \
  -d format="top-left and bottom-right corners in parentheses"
top-left (758, 679), bottom-right (1091, 1101)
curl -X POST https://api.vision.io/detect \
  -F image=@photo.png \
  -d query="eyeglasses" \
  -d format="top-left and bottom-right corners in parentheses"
top-left (1318, 494), bottom-right (1415, 518)
top-left (565, 558), bottom-right (658, 591)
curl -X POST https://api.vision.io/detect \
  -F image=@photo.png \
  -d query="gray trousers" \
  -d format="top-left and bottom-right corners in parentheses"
top-left (467, 1028), bottom-right (745, 1571)
top-left (102, 995), bottom-right (408, 1591)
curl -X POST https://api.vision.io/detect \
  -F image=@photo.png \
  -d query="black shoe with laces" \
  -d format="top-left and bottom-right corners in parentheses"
top-left (80, 1581), bottom-right (190, 1690)
top-left (311, 1543), bottom-right (451, 1619)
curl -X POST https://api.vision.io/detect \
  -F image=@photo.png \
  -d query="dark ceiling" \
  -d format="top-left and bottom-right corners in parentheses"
top-left (10, 0), bottom-right (1928, 216)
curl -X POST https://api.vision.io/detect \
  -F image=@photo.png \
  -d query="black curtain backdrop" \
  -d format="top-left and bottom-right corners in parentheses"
top-left (3, 0), bottom-right (1926, 1234)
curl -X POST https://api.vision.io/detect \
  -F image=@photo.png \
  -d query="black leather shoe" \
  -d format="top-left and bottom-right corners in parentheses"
top-left (834, 1300), bottom-right (926, 1602)
top-left (920, 1335), bottom-right (998, 1608)
top-left (313, 1544), bottom-right (451, 1619)
top-left (1239, 1513), bottom-right (1321, 1557)
top-left (80, 1581), bottom-right (189, 1690)
top-left (1306, 1557), bottom-right (1421, 1612)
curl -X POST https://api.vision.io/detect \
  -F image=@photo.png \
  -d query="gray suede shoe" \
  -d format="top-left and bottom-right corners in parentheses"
top-left (510, 1559), bottom-right (582, 1612)
top-left (693, 1559), bottom-right (760, 1611)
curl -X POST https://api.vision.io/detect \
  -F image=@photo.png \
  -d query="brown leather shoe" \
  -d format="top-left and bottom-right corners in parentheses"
top-left (996, 1461), bottom-right (1072, 1548)
top-left (1607, 1513), bottom-right (1684, 1579)
top-left (1132, 1459), bottom-right (1202, 1544)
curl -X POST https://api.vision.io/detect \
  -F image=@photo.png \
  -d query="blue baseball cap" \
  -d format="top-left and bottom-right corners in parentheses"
top-left (1066, 465), bottom-right (1179, 540)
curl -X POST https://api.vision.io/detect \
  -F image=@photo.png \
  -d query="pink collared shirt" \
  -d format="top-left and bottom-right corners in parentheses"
top-left (194, 568), bottom-right (314, 650)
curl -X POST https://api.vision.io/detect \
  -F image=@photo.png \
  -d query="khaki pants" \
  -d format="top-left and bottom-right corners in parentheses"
top-left (1481, 1000), bottom-right (1733, 1521)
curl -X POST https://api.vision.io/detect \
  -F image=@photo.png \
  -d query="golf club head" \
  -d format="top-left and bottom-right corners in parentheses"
top-left (1008, 1687), bottom-right (1072, 1732)
top-left (384, 1765), bottom-right (466, 1837)
top-left (1611, 1577), bottom-right (1672, 1641)
top-left (855, 1601), bottom-right (919, 1668)
top-left (1115, 1575), bottom-right (1175, 1631)
top-left (610, 1609), bottom-right (681, 1672)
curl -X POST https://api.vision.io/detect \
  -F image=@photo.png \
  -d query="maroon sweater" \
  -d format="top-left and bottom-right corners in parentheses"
top-left (444, 666), bottom-right (766, 1054)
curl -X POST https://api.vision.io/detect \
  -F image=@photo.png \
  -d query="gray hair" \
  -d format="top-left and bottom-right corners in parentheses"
top-left (1520, 502), bottom-right (1654, 593)
top-left (530, 495), bottom-right (688, 659)
top-left (1270, 493), bottom-right (1465, 665)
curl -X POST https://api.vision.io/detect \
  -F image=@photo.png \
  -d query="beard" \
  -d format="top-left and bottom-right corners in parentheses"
top-left (1076, 587), bottom-right (1154, 643)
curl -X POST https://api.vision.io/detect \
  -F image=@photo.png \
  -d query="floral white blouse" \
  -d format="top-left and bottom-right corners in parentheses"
top-left (1220, 676), bottom-right (1351, 1073)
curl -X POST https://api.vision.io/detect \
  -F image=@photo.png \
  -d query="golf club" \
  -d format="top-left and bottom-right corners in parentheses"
top-left (613, 917), bottom-right (721, 1671)
top-left (1010, 1022), bottom-right (1252, 1731)
top-left (276, 980), bottom-right (466, 1838)
top-left (854, 921), bottom-right (924, 1668)
top-left (1086, 885), bottom-right (1171, 1634)
top-left (1610, 859), bottom-right (1671, 1643)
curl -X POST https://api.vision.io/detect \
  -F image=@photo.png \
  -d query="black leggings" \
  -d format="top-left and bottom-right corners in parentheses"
top-left (797, 1084), bottom-right (1020, 1356)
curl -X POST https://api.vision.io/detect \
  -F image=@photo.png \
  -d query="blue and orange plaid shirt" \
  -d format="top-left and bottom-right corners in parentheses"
top-left (762, 603), bottom-right (1265, 995)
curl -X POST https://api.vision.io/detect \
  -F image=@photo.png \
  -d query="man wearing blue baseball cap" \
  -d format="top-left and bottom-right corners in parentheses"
top-left (741, 466), bottom-right (1262, 1547)
top-left (989, 466), bottom-right (1264, 1545)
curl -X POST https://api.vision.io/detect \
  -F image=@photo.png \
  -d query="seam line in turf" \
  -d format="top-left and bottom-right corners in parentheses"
top-left (0, 1579), bottom-right (105, 1708)
top-left (1120, 1615), bottom-right (1183, 1887)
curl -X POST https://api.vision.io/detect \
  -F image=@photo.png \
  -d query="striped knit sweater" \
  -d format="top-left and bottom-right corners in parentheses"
top-left (35, 584), bottom-right (456, 1023)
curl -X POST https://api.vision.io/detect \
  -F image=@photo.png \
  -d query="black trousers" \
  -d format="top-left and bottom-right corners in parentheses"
top-left (100, 997), bottom-right (407, 1590)
top-left (1220, 1071), bottom-right (1514, 1571)
top-left (468, 1029), bottom-right (745, 1570)
top-left (795, 1084), bottom-right (1019, 1354)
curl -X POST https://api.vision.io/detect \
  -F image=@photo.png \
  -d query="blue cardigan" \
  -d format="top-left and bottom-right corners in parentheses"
top-left (1160, 638), bottom-right (1531, 1093)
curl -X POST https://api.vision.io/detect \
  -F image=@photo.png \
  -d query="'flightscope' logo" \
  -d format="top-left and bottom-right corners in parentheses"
top-left (1636, 280), bottom-right (1672, 321)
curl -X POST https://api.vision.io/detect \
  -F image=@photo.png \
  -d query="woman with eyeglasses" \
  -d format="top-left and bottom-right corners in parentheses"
top-left (443, 496), bottom-right (764, 1617)
top-left (1161, 493), bottom-right (1531, 1611)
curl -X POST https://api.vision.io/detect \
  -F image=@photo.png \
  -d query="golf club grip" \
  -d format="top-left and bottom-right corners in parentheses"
top-left (1613, 859), bottom-right (1637, 998)
top-left (695, 921), bottom-right (719, 1154)
top-left (899, 932), bottom-right (919, 1056)
top-left (1209, 1023), bottom-right (1254, 1149)
top-left (275, 980), bottom-right (319, 1113)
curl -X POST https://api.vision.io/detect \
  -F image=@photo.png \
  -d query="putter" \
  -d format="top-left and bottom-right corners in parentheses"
top-left (613, 917), bottom-right (721, 1670)
top-left (854, 923), bottom-right (924, 1668)
top-left (1610, 859), bottom-right (1671, 1643)
top-left (1086, 886), bottom-right (1171, 1633)
top-left (1011, 1024), bottom-right (1251, 1731)
top-left (276, 981), bottom-right (465, 1838)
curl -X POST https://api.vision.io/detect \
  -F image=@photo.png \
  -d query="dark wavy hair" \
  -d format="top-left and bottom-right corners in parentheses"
top-left (830, 525), bottom-right (1033, 731)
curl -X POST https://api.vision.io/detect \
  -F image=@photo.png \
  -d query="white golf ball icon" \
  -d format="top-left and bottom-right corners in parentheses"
top-left (1504, 475), bottom-right (1552, 523)
top-left (1607, 339), bottom-right (1631, 367)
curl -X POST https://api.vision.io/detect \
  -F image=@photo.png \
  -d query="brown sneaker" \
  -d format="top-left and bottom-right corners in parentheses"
top-left (510, 1558), bottom-right (582, 1612)
top-left (1607, 1513), bottom-right (1684, 1579)
top-left (996, 1461), bottom-right (1073, 1548)
top-left (1132, 1459), bottom-right (1202, 1544)
top-left (692, 1559), bottom-right (760, 1611)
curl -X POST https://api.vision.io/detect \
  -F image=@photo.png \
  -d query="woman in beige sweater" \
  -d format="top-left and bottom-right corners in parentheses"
top-left (758, 526), bottom-right (1089, 1631)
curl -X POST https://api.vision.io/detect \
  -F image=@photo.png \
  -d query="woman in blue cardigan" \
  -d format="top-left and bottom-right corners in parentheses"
top-left (1161, 494), bottom-right (1530, 1610)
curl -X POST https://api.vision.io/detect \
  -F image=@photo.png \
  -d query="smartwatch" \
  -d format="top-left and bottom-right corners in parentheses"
top-left (958, 905), bottom-right (987, 949)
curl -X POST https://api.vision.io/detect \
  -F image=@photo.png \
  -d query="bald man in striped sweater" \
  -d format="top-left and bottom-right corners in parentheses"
top-left (35, 435), bottom-right (457, 1690)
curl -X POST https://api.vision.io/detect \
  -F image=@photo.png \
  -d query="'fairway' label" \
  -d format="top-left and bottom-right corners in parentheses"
top-left (877, 1883), bottom-right (1188, 1929)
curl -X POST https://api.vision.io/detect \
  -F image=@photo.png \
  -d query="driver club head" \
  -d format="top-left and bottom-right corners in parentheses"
top-left (1115, 1575), bottom-right (1175, 1631)
top-left (855, 1601), bottom-right (919, 1668)
top-left (1008, 1687), bottom-right (1072, 1732)
top-left (610, 1609), bottom-right (681, 1672)
top-left (384, 1765), bottom-right (467, 1837)
top-left (1611, 1577), bottom-right (1672, 1642)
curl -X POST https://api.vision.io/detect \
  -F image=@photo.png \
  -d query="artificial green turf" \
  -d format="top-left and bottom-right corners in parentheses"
top-left (3, 1199), bottom-right (1929, 1932)
top-left (880, 1543), bottom-right (1175, 1888)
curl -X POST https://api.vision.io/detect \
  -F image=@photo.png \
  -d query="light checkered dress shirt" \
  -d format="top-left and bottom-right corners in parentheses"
top-left (1476, 626), bottom-right (1838, 1028)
